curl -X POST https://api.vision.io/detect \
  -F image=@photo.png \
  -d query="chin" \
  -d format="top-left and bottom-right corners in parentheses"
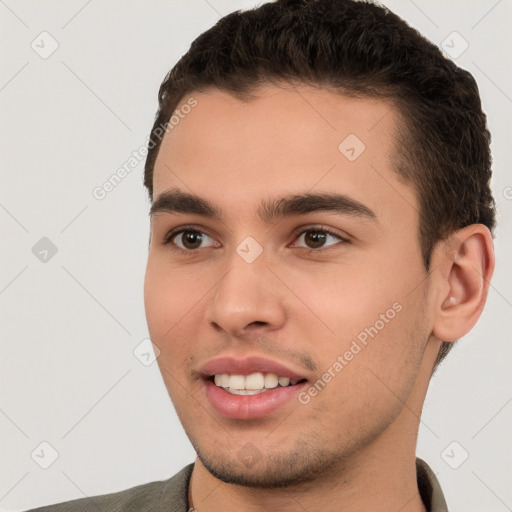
top-left (196, 439), bottom-right (346, 489)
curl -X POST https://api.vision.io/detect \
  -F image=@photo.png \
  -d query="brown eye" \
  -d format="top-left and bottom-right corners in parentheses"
top-left (304, 230), bottom-right (327, 248)
top-left (172, 230), bottom-right (214, 250)
top-left (294, 229), bottom-right (344, 250)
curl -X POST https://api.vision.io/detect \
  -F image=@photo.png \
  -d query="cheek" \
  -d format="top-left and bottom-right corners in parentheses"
top-left (144, 263), bottom-right (201, 403)
top-left (145, 253), bottom-right (205, 323)
top-left (143, 256), bottom-right (225, 405)
top-left (318, 252), bottom-right (423, 340)
top-left (282, 260), bottom-right (407, 342)
top-left (288, 256), bottom-right (428, 384)
top-left (298, 297), bottom-right (427, 440)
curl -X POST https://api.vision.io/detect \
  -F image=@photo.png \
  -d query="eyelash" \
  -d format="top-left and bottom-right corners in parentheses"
top-left (161, 225), bottom-right (350, 254)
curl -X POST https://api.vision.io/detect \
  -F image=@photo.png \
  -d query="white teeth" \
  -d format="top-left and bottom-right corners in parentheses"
top-left (213, 372), bottom-right (301, 393)
top-left (245, 372), bottom-right (265, 390)
top-left (229, 375), bottom-right (245, 390)
top-left (264, 373), bottom-right (279, 389)
top-left (278, 376), bottom-right (290, 387)
top-left (227, 388), bottom-right (263, 395)
top-left (214, 374), bottom-right (229, 387)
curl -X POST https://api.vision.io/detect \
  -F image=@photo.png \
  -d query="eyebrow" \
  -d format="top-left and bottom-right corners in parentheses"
top-left (149, 187), bottom-right (377, 223)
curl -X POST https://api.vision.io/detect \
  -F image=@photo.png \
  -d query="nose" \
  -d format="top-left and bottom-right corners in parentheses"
top-left (204, 251), bottom-right (286, 337)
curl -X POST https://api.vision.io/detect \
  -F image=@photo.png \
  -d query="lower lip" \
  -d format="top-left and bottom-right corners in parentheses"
top-left (204, 379), bottom-right (307, 420)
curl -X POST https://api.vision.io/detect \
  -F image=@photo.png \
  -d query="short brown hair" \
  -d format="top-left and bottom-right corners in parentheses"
top-left (143, 0), bottom-right (496, 367)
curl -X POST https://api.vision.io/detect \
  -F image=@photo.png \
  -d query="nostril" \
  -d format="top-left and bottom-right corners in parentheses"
top-left (248, 321), bottom-right (267, 327)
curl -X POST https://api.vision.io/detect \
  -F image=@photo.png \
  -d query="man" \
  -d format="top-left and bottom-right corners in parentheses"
top-left (28, 0), bottom-right (495, 510)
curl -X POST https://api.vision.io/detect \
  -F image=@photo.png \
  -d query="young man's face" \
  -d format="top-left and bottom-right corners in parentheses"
top-left (144, 85), bottom-right (441, 486)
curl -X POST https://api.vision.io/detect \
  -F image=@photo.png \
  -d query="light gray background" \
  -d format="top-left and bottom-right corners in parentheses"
top-left (1, 1), bottom-right (511, 510)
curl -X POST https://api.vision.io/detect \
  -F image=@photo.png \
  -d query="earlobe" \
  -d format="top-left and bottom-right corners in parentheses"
top-left (432, 224), bottom-right (495, 342)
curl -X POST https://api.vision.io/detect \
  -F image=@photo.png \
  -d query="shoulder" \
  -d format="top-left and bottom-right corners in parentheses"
top-left (25, 464), bottom-right (194, 512)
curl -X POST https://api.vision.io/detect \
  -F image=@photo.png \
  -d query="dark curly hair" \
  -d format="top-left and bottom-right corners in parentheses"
top-left (143, 0), bottom-right (496, 368)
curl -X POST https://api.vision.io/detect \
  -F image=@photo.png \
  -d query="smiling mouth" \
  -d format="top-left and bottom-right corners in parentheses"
top-left (210, 372), bottom-right (307, 395)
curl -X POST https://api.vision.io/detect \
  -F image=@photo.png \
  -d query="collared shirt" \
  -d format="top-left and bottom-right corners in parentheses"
top-left (27, 458), bottom-right (448, 512)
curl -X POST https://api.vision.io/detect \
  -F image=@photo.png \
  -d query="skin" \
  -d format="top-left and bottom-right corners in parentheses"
top-left (144, 84), bottom-right (494, 512)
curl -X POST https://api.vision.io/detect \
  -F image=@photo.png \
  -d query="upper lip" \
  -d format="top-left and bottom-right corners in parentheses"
top-left (200, 356), bottom-right (309, 381)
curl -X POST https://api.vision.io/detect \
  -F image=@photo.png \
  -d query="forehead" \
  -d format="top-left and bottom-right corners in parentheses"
top-left (153, 85), bottom-right (417, 225)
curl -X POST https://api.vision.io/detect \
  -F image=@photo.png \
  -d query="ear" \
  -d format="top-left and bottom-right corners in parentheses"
top-left (431, 224), bottom-right (495, 342)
